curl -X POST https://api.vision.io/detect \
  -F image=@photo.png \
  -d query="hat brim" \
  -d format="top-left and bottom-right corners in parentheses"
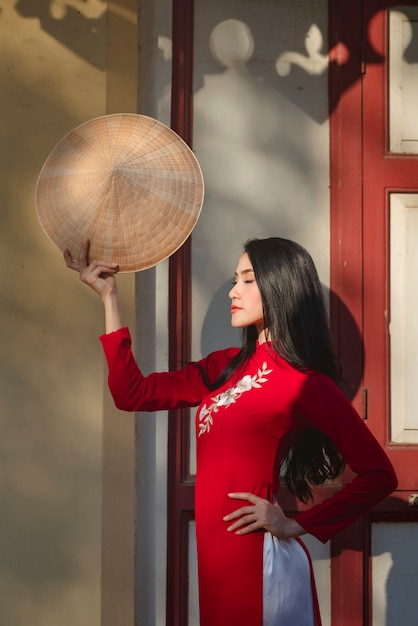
top-left (36, 114), bottom-right (205, 272)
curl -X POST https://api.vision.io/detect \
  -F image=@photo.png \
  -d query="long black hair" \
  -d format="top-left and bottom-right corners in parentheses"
top-left (208, 237), bottom-right (345, 503)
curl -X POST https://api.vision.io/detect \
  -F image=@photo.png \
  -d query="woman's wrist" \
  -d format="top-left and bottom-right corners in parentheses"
top-left (101, 284), bottom-right (118, 303)
top-left (277, 518), bottom-right (306, 540)
top-left (102, 291), bottom-right (123, 334)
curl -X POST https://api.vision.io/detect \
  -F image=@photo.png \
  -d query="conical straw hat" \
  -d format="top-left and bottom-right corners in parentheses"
top-left (36, 113), bottom-right (205, 272)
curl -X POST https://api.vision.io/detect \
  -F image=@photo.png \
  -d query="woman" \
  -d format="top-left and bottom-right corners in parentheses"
top-left (65, 236), bottom-right (397, 626)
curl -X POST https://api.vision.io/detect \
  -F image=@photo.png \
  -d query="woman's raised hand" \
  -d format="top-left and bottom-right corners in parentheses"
top-left (64, 239), bottom-right (119, 300)
top-left (64, 239), bottom-right (123, 333)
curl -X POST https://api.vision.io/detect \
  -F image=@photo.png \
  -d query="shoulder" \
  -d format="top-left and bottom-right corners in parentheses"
top-left (201, 346), bottom-right (240, 378)
top-left (292, 368), bottom-right (363, 435)
top-left (189, 347), bottom-right (240, 388)
top-left (299, 369), bottom-right (346, 401)
top-left (258, 348), bottom-right (347, 408)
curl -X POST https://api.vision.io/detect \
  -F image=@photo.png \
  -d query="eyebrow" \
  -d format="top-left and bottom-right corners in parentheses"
top-left (234, 268), bottom-right (255, 277)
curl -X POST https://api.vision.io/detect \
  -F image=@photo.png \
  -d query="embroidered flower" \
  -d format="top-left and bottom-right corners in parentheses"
top-left (234, 375), bottom-right (254, 393)
top-left (198, 362), bottom-right (272, 436)
top-left (216, 389), bottom-right (237, 407)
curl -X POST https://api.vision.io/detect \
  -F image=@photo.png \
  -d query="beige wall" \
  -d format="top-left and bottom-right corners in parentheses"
top-left (0, 2), bottom-right (137, 625)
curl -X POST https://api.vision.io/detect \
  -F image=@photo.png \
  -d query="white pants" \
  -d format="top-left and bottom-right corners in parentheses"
top-left (263, 534), bottom-right (315, 626)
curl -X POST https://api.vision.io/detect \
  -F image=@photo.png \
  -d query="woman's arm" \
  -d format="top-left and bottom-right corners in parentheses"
top-left (100, 328), bottom-right (239, 412)
top-left (223, 372), bottom-right (397, 542)
top-left (291, 373), bottom-right (398, 543)
top-left (64, 239), bottom-right (239, 414)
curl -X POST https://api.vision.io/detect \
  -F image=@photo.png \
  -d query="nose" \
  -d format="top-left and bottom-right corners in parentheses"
top-left (229, 282), bottom-right (239, 300)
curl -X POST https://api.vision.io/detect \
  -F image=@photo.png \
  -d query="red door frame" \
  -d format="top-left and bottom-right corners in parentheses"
top-left (167, 1), bottom-right (195, 624)
top-left (330, 0), bottom-right (418, 483)
top-left (361, 6), bottom-right (418, 619)
top-left (329, 3), bottom-right (366, 620)
top-left (329, 1), bottom-right (418, 624)
top-left (361, 0), bottom-right (418, 487)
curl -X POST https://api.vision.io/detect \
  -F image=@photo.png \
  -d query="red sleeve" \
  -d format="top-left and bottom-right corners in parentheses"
top-left (99, 327), bottom-right (238, 412)
top-left (292, 373), bottom-right (398, 543)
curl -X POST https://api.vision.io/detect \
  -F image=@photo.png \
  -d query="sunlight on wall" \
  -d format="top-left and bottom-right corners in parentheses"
top-left (372, 523), bottom-right (418, 626)
top-left (0, 2), bottom-right (107, 625)
top-left (49, 0), bottom-right (106, 20)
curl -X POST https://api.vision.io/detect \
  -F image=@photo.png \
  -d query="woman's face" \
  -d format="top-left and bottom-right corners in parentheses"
top-left (229, 253), bottom-right (264, 334)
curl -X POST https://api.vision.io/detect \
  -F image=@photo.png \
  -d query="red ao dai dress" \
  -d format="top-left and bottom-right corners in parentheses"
top-left (100, 328), bottom-right (397, 626)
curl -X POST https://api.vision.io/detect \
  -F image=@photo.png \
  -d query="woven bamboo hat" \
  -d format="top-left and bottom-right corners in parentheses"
top-left (36, 114), bottom-right (204, 272)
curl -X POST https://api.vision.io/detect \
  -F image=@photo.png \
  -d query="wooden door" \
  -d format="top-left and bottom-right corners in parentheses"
top-left (330, 1), bottom-right (418, 624)
top-left (167, 2), bottom-right (196, 625)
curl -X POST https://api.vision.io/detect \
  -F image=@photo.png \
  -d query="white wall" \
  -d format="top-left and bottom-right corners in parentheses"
top-left (372, 522), bottom-right (418, 626)
top-left (192, 0), bottom-right (330, 357)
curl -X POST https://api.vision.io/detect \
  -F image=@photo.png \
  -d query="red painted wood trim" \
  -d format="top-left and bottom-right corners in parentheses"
top-left (179, 511), bottom-right (195, 624)
top-left (168, 0), bottom-right (195, 369)
top-left (329, 2), bottom-right (366, 624)
top-left (330, 520), bottom-right (367, 626)
top-left (361, 0), bottom-right (418, 492)
top-left (167, 1), bottom-right (195, 625)
top-left (329, 3), bottom-right (418, 625)
top-left (329, 0), bottom-right (364, 411)
top-left (170, 0), bottom-right (194, 143)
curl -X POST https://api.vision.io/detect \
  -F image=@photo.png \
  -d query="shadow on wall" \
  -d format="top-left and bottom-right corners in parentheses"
top-left (14, 0), bottom-right (107, 69)
top-left (200, 279), bottom-right (241, 356)
top-left (12, 2), bottom-right (418, 121)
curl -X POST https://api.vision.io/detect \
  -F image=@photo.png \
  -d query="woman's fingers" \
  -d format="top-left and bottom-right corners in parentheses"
top-left (224, 511), bottom-right (261, 534)
top-left (64, 240), bottom-right (118, 278)
top-left (64, 238), bottom-right (90, 271)
top-left (64, 247), bottom-right (80, 271)
top-left (227, 492), bottom-right (262, 504)
top-left (78, 238), bottom-right (90, 268)
top-left (80, 262), bottom-right (118, 288)
top-left (223, 492), bottom-right (288, 536)
top-left (223, 494), bottom-right (262, 520)
top-left (63, 240), bottom-right (119, 297)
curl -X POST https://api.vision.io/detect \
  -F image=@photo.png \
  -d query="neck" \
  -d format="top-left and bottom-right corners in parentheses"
top-left (257, 327), bottom-right (269, 344)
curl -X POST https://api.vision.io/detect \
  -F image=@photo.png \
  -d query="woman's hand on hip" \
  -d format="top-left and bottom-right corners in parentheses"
top-left (223, 492), bottom-right (305, 539)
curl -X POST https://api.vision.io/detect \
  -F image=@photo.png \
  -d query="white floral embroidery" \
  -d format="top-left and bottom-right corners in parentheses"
top-left (198, 362), bottom-right (272, 436)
